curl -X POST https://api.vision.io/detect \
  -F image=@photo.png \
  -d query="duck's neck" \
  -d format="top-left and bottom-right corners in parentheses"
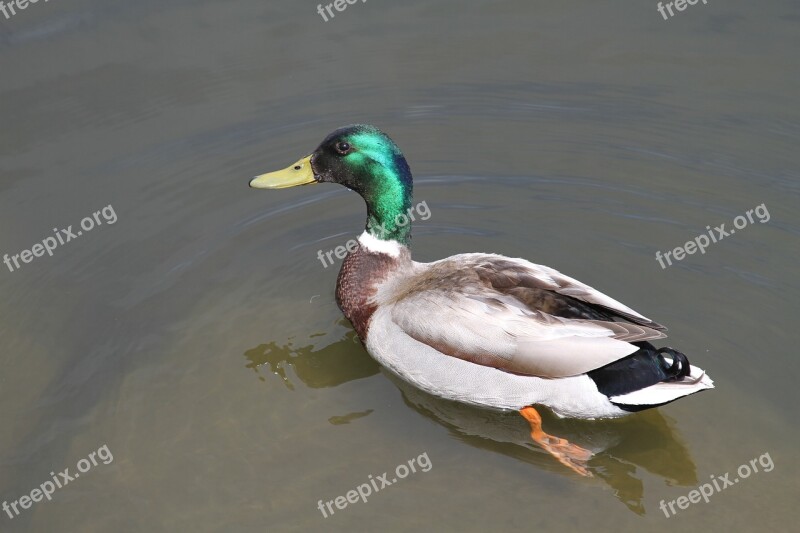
top-left (363, 182), bottom-right (413, 245)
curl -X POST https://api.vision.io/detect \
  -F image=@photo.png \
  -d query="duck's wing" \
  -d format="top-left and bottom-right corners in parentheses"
top-left (387, 254), bottom-right (666, 378)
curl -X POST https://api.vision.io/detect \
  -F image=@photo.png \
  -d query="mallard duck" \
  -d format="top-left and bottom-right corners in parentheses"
top-left (249, 124), bottom-right (713, 476)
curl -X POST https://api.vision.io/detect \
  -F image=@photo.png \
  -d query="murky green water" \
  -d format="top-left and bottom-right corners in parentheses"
top-left (1, 0), bottom-right (798, 531)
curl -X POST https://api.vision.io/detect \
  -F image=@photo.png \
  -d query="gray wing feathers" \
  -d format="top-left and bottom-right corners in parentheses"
top-left (387, 254), bottom-right (666, 378)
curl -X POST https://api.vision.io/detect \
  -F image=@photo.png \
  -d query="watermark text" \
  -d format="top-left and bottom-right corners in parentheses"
top-left (317, 452), bottom-right (432, 518)
top-left (3, 205), bottom-right (118, 274)
top-left (659, 451), bottom-right (773, 517)
top-left (657, 0), bottom-right (709, 21)
top-left (3, 444), bottom-right (114, 520)
top-left (316, 0), bottom-right (368, 22)
top-left (0, 0), bottom-right (56, 21)
top-left (317, 200), bottom-right (431, 268)
top-left (655, 203), bottom-right (769, 269)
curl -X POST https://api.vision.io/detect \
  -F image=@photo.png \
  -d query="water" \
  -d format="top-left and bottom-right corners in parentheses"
top-left (1, 0), bottom-right (798, 531)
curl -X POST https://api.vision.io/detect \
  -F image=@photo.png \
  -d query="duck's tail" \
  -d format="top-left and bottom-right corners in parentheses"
top-left (587, 342), bottom-right (714, 413)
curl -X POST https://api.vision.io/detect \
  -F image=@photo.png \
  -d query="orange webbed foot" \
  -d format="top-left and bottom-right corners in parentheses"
top-left (519, 406), bottom-right (593, 477)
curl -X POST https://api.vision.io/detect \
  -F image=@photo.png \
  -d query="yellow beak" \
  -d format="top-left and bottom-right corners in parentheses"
top-left (249, 155), bottom-right (316, 189)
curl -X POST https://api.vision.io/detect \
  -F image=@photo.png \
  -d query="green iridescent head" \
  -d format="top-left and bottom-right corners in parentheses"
top-left (250, 124), bottom-right (414, 244)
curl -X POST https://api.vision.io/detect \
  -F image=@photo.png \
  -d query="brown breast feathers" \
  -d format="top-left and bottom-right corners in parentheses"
top-left (335, 243), bottom-right (401, 340)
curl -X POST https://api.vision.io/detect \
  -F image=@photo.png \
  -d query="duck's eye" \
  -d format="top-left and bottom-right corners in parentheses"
top-left (335, 142), bottom-right (351, 154)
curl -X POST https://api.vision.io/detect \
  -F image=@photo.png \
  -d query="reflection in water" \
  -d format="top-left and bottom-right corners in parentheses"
top-left (244, 328), bottom-right (699, 514)
top-left (328, 409), bottom-right (374, 425)
top-left (243, 321), bottom-right (379, 389)
top-left (391, 373), bottom-right (698, 514)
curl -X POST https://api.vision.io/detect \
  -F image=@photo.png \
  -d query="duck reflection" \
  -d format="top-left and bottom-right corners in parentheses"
top-left (243, 326), bottom-right (698, 514)
top-left (243, 321), bottom-right (379, 389)
top-left (389, 372), bottom-right (697, 514)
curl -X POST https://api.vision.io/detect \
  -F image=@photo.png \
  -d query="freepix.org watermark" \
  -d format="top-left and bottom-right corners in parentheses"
top-left (316, 0), bottom-right (368, 22)
top-left (659, 451), bottom-right (774, 517)
top-left (3, 444), bottom-right (114, 521)
top-left (3, 205), bottom-right (118, 274)
top-left (316, 452), bottom-right (432, 518)
top-left (655, 203), bottom-right (769, 269)
top-left (0, 0), bottom-right (53, 21)
top-left (656, 0), bottom-right (709, 21)
top-left (317, 200), bottom-right (431, 269)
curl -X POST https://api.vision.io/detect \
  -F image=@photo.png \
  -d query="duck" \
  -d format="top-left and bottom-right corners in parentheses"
top-left (249, 124), bottom-right (714, 476)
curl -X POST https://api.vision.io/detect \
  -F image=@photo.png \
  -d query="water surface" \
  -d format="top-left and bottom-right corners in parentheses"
top-left (1, 0), bottom-right (798, 531)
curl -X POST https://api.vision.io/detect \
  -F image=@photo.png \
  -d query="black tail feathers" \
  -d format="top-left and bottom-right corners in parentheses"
top-left (588, 342), bottom-right (694, 398)
top-left (656, 347), bottom-right (691, 381)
